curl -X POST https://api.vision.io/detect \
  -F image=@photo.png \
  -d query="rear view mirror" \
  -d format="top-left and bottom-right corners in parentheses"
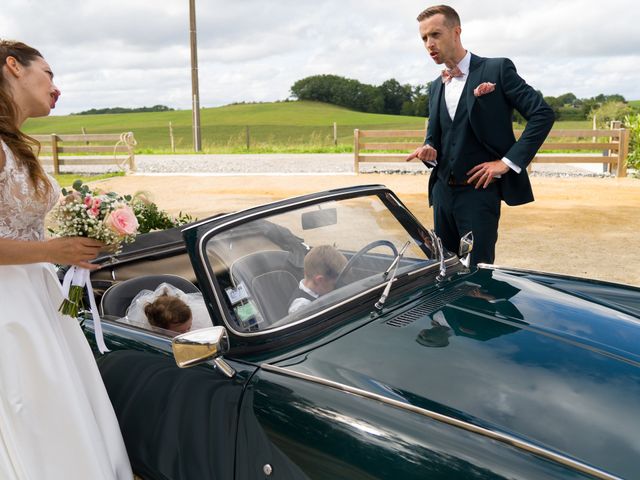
top-left (301, 208), bottom-right (337, 230)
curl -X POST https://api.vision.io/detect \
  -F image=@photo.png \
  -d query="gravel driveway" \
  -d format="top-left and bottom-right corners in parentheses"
top-left (52, 153), bottom-right (623, 177)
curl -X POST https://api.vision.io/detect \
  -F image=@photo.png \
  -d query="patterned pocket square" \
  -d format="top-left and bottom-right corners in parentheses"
top-left (473, 82), bottom-right (496, 97)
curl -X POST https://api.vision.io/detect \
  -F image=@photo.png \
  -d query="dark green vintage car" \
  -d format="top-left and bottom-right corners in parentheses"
top-left (84, 185), bottom-right (640, 480)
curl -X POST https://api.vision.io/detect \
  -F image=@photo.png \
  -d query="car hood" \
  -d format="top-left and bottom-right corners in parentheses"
top-left (276, 267), bottom-right (640, 477)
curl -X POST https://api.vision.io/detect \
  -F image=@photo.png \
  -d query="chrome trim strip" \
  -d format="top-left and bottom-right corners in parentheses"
top-left (260, 364), bottom-right (621, 480)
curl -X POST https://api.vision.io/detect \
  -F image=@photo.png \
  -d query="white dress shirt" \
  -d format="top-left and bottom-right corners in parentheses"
top-left (288, 279), bottom-right (319, 314)
top-left (444, 51), bottom-right (471, 120)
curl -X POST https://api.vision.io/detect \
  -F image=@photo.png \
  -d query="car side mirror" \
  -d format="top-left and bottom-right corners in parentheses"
top-left (459, 231), bottom-right (473, 267)
top-left (172, 326), bottom-right (235, 377)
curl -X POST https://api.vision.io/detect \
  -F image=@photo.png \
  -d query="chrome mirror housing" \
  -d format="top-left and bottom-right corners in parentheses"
top-left (459, 231), bottom-right (474, 267)
top-left (172, 326), bottom-right (235, 377)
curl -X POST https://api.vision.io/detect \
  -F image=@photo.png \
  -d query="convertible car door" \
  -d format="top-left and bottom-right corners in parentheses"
top-left (94, 333), bottom-right (257, 480)
top-left (233, 367), bottom-right (600, 480)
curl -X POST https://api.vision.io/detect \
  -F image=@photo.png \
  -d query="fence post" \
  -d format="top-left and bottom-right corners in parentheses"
top-left (169, 122), bottom-right (176, 152)
top-left (353, 129), bottom-right (360, 174)
top-left (609, 120), bottom-right (622, 174)
top-left (51, 134), bottom-right (60, 175)
top-left (81, 127), bottom-right (89, 145)
top-left (245, 126), bottom-right (250, 150)
top-left (333, 122), bottom-right (338, 146)
top-left (617, 128), bottom-right (629, 178)
top-left (126, 132), bottom-right (136, 172)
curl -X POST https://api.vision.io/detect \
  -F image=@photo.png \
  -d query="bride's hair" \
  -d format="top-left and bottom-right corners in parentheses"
top-left (0, 40), bottom-right (51, 199)
top-left (144, 290), bottom-right (192, 331)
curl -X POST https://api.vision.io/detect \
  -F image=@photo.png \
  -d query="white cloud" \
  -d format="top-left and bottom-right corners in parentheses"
top-left (2, 0), bottom-right (639, 115)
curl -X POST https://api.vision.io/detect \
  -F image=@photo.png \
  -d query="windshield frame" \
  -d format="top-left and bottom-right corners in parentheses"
top-left (191, 185), bottom-right (456, 338)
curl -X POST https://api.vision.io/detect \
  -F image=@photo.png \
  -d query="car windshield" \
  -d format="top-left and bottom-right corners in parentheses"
top-left (202, 192), bottom-right (437, 335)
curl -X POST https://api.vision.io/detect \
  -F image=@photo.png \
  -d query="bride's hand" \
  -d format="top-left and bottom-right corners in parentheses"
top-left (45, 237), bottom-right (105, 269)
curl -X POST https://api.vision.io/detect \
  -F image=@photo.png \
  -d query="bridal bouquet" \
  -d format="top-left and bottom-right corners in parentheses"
top-left (52, 180), bottom-right (139, 256)
top-left (51, 180), bottom-right (139, 351)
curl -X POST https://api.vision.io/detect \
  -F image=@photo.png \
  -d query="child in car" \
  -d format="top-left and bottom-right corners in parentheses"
top-left (288, 245), bottom-right (347, 314)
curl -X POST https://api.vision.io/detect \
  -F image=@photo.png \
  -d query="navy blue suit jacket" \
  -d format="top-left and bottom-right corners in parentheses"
top-left (425, 54), bottom-right (554, 206)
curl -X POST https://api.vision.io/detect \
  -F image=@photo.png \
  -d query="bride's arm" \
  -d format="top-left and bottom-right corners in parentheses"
top-left (0, 236), bottom-right (103, 269)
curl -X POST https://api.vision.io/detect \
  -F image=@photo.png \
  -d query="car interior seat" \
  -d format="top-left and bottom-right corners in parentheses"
top-left (230, 250), bottom-right (301, 327)
top-left (100, 274), bottom-right (200, 318)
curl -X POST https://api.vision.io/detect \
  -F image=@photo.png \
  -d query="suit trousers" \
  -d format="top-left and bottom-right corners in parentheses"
top-left (432, 178), bottom-right (501, 266)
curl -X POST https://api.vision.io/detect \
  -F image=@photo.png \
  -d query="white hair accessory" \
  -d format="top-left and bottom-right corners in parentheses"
top-left (123, 282), bottom-right (211, 332)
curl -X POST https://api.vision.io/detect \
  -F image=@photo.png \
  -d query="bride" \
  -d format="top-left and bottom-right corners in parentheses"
top-left (0, 41), bottom-right (132, 478)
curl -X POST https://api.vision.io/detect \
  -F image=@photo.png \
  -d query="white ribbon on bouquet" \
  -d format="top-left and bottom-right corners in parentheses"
top-left (61, 266), bottom-right (110, 354)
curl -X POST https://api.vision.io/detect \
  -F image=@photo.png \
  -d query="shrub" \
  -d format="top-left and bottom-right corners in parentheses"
top-left (589, 101), bottom-right (633, 127)
top-left (623, 113), bottom-right (640, 173)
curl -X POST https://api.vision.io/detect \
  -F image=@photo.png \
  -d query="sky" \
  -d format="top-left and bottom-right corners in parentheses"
top-left (2, 0), bottom-right (639, 115)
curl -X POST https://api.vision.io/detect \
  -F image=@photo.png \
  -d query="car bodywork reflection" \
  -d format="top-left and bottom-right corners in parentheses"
top-left (239, 370), bottom-right (597, 479)
top-left (97, 350), bottom-right (253, 479)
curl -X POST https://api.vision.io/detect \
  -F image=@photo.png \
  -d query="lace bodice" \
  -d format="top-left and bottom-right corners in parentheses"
top-left (0, 140), bottom-right (60, 241)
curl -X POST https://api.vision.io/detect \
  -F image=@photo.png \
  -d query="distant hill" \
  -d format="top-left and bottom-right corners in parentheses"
top-left (23, 101), bottom-right (428, 152)
top-left (73, 105), bottom-right (174, 115)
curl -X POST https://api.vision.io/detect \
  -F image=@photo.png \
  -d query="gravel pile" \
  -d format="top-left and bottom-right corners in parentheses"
top-left (47, 153), bottom-right (633, 178)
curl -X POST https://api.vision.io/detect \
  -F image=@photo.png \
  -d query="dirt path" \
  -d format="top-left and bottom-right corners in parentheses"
top-left (93, 174), bottom-right (640, 287)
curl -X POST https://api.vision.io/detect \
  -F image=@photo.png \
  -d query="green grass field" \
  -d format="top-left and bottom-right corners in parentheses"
top-left (23, 100), bottom-right (596, 154)
top-left (53, 172), bottom-right (124, 188)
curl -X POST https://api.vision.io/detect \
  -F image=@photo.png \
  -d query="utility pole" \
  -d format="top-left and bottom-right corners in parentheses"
top-left (189, 0), bottom-right (202, 152)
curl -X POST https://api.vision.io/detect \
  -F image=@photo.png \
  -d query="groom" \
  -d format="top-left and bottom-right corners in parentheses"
top-left (406, 5), bottom-right (554, 266)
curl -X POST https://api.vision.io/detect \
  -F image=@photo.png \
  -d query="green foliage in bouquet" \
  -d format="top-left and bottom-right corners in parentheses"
top-left (131, 192), bottom-right (195, 234)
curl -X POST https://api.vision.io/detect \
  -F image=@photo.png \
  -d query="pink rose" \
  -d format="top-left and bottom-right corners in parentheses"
top-left (88, 207), bottom-right (100, 217)
top-left (92, 198), bottom-right (102, 208)
top-left (84, 196), bottom-right (93, 207)
top-left (473, 82), bottom-right (496, 97)
top-left (105, 206), bottom-right (139, 236)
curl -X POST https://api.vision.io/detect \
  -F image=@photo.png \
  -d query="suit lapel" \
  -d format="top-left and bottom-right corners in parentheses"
top-left (431, 77), bottom-right (443, 117)
top-left (465, 53), bottom-right (485, 115)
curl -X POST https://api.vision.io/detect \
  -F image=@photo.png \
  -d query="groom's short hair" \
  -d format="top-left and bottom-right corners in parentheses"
top-left (416, 5), bottom-right (461, 27)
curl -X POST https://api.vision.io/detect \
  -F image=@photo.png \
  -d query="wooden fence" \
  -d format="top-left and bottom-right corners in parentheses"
top-left (33, 132), bottom-right (137, 174)
top-left (354, 126), bottom-right (630, 177)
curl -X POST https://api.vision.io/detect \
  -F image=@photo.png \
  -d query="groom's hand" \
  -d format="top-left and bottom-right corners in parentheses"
top-left (467, 160), bottom-right (510, 189)
top-left (46, 237), bottom-right (105, 270)
top-left (406, 144), bottom-right (438, 168)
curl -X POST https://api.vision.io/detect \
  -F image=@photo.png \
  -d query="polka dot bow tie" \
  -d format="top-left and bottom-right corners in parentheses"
top-left (441, 66), bottom-right (463, 84)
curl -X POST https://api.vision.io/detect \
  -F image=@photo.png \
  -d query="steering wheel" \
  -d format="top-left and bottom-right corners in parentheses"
top-left (335, 240), bottom-right (399, 288)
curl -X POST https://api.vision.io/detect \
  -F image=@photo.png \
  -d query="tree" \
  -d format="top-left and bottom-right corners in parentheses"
top-left (378, 79), bottom-right (413, 115)
top-left (411, 83), bottom-right (430, 118)
top-left (290, 75), bottom-right (385, 113)
top-left (556, 92), bottom-right (578, 106)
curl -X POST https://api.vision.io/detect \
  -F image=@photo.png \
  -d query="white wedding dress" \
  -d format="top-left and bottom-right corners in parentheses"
top-left (0, 141), bottom-right (132, 479)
